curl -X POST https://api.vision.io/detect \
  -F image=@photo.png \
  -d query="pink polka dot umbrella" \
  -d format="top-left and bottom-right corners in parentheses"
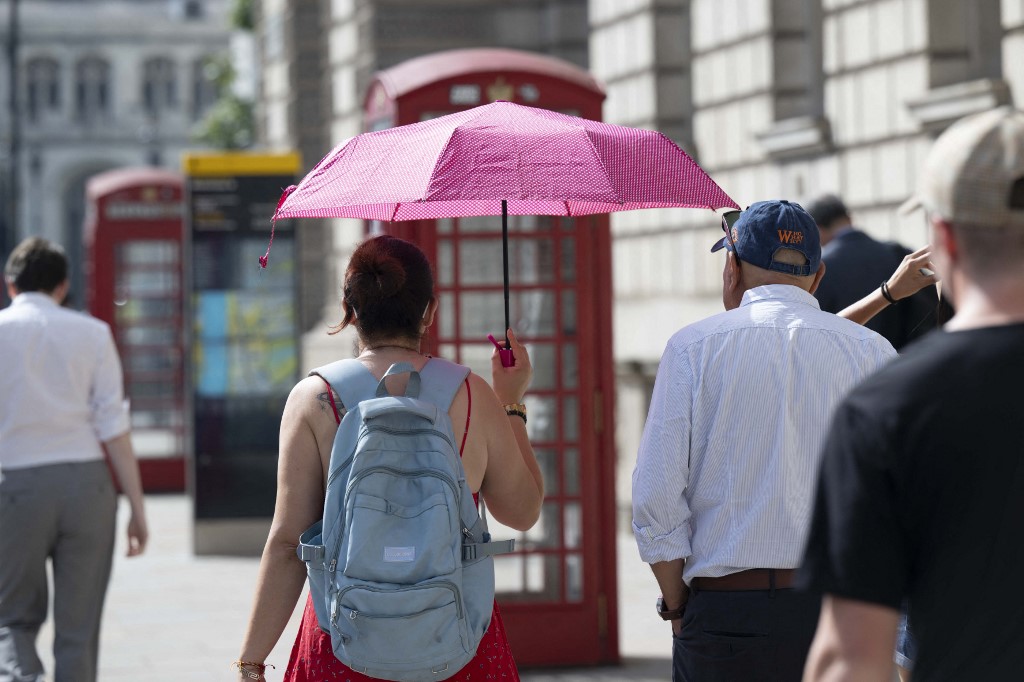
top-left (263, 100), bottom-right (738, 345)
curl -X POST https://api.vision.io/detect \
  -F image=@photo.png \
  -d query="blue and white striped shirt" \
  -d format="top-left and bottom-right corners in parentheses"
top-left (632, 284), bottom-right (896, 583)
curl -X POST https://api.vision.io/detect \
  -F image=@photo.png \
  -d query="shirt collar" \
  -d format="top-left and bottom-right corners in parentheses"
top-left (12, 292), bottom-right (60, 308)
top-left (740, 284), bottom-right (821, 310)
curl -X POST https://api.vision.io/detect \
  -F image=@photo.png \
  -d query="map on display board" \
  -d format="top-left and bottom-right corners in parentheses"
top-left (193, 291), bottom-right (297, 397)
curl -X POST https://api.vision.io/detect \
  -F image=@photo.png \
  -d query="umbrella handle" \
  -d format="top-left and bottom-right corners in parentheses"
top-left (488, 334), bottom-right (516, 368)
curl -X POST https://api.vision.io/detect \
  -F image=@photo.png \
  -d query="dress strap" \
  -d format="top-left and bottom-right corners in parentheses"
top-left (459, 377), bottom-right (471, 457)
top-left (320, 377), bottom-right (341, 426)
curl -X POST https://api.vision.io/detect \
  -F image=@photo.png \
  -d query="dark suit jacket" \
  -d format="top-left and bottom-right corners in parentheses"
top-left (814, 228), bottom-right (941, 350)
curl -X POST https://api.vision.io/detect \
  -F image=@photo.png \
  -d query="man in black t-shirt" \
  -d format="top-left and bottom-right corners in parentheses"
top-left (799, 106), bottom-right (1024, 682)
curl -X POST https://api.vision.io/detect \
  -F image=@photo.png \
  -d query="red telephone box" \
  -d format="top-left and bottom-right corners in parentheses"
top-left (84, 167), bottom-right (186, 492)
top-left (364, 48), bottom-right (618, 667)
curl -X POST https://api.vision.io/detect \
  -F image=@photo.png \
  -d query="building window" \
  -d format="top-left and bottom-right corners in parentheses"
top-left (26, 57), bottom-right (61, 121)
top-left (75, 57), bottom-right (110, 122)
top-left (192, 57), bottom-right (221, 120)
top-left (927, 0), bottom-right (1002, 88)
top-left (143, 57), bottom-right (178, 115)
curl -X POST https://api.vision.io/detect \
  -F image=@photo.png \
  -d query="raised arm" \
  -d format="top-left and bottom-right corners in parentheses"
top-left (837, 246), bottom-right (938, 325)
top-left (477, 328), bottom-right (544, 531)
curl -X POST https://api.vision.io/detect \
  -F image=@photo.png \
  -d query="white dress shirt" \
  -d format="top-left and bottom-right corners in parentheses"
top-left (632, 284), bottom-right (897, 583)
top-left (0, 292), bottom-right (130, 470)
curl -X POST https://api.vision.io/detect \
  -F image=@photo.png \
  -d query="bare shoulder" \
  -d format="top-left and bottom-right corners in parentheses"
top-left (286, 375), bottom-right (341, 420)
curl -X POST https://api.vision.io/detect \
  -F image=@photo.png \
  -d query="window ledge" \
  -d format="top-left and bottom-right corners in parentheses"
top-left (755, 116), bottom-right (833, 161)
top-left (906, 78), bottom-right (1012, 133)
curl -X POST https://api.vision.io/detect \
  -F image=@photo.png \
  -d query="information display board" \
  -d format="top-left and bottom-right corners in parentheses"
top-left (183, 153), bottom-right (301, 553)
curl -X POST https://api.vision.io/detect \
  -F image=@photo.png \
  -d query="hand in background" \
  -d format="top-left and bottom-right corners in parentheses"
top-left (887, 246), bottom-right (940, 300)
top-left (126, 512), bottom-right (148, 557)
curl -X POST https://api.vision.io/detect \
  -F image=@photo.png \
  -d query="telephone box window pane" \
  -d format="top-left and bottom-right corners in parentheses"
top-left (561, 289), bottom-right (577, 335)
top-left (460, 291), bottom-right (555, 337)
top-left (125, 350), bottom-right (178, 374)
top-left (454, 343), bottom-right (490, 379)
top-left (564, 502), bottom-right (582, 549)
top-left (535, 449), bottom-right (558, 496)
top-left (437, 218), bottom-right (453, 234)
top-left (437, 240), bottom-right (453, 286)
top-left (439, 293), bottom-right (455, 338)
top-left (528, 343), bottom-right (556, 390)
top-left (122, 270), bottom-right (178, 295)
top-left (457, 238), bottom-right (555, 285)
top-left (116, 298), bottom-right (177, 323)
top-left (439, 344), bottom-right (456, 361)
top-left (118, 240), bottom-right (178, 265)
top-left (564, 448), bottom-right (580, 496)
top-left (563, 396), bottom-right (579, 441)
top-left (560, 236), bottom-right (576, 282)
top-left (524, 502), bottom-right (561, 549)
top-left (527, 396), bottom-right (557, 443)
top-left (493, 554), bottom-right (524, 594)
top-left (566, 554), bottom-right (583, 602)
top-left (456, 216), bottom-right (497, 234)
top-left (525, 554), bottom-right (561, 600)
top-left (562, 342), bottom-right (578, 389)
top-left (123, 326), bottom-right (177, 346)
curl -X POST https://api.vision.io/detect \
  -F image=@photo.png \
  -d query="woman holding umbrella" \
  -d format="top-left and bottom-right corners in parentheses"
top-left (235, 235), bottom-right (543, 681)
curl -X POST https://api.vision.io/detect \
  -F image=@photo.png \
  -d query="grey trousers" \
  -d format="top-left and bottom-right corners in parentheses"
top-left (0, 461), bottom-right (117, 682)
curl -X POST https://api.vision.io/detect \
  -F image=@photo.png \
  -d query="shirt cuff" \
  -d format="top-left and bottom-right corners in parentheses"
top-left (633, 521), bottom-right (691, 565)
top-left (94, 399), bottom-right (131, 442)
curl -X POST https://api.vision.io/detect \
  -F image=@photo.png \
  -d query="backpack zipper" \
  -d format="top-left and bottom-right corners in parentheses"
top-left (331, 580), bottom-right (464, 626)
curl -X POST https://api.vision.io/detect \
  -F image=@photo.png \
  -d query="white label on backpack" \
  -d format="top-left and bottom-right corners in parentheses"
top-left (383, 546), bottom-right (415, 562)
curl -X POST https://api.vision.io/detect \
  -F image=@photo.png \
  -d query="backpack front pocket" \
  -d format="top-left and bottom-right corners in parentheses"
top-left (344, 492), bottom-right (457, 583)
top-left (333, 583), bottom-right (470, 666)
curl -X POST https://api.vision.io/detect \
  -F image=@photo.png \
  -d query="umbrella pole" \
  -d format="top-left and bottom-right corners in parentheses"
top-left (502, 199), bottom-right (510, 347)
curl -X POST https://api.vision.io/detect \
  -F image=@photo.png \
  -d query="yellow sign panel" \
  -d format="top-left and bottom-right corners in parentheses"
top-left (182, 151), bottom-right (302, 177)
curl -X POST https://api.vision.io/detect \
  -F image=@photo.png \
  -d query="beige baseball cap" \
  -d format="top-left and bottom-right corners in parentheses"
top-left (900, 106), bottom-right (1024, 229)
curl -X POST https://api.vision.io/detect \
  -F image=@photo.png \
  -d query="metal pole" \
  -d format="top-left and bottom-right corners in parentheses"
top-left (5, 0), bottom-right (20, 260)
top-left (501, 199), bottom-right (510, 346)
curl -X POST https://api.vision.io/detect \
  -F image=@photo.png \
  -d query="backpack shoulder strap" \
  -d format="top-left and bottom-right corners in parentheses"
top-left (418, 358), bottom-right (471, 411)
top-left (308, 359), bottom-right (378, 411)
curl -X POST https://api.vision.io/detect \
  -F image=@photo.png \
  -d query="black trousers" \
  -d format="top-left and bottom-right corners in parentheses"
top-left (672, 587), bottom-right (821, 682)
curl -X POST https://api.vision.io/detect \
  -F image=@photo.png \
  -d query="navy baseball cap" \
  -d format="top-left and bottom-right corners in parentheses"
top-left (710, 199), bottom-right (821, 277)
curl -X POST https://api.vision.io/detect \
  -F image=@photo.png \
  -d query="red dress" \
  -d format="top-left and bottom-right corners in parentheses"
top-left (284, 376), bottom-right (519, 681)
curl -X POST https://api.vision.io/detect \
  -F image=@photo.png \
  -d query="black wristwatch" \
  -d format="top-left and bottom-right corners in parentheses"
top-left (656, 596), bottom-right (685, 621)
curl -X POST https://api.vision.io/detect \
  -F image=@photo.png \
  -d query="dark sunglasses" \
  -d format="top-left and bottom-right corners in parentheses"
top-left (721, 209), bottom-right (742, 250)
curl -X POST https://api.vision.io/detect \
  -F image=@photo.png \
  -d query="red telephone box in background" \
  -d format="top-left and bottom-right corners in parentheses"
top-left (364, 49), bottom-right (618, 667)
top-left (84, 168), bottom-right (186, 492)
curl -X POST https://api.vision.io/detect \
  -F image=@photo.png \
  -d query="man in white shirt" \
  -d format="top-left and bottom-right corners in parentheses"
top-left (632, 200), bottom-right (896, 681)
top-left (0, 238), bottom-right (148, 682)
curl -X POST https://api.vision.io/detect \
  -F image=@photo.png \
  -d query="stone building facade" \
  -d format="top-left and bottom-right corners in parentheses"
top-left (254, 0), bottom-right (1024, 520)
top-left (0, 0), bottom-right (230, 296)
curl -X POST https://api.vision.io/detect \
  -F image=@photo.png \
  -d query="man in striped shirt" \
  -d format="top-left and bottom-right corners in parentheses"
top-left (632, 199), bottom-right (896, 681)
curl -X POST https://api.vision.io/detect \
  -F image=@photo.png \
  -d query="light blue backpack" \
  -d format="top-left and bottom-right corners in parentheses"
top-left (297, 358), bottom-right (515, 681)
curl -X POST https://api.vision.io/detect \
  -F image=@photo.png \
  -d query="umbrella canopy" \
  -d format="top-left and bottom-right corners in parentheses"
top-left (272, 100), bottom-right (737, 222)
top-left (264, 100), bottom-right (738, 348)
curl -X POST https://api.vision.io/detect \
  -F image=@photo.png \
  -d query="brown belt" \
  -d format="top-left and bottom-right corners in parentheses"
top-left (691, 568), bottom-right (796, 592)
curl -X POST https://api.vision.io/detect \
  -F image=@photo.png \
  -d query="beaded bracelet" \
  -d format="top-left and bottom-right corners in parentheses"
top-left (232, 660), bottom-right (275, 679)
top-left (504, 402), bottom-right (527, 424)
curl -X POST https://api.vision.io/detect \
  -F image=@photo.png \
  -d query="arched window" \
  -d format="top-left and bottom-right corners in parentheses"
top-left (26, 57), bottom-right (61, 121)
top-left (75, 57), bottom-right (111, 122)
top-left (191, 57), bottom-right (220, 120)
top-left (143, 57), bottom-right (178, 115)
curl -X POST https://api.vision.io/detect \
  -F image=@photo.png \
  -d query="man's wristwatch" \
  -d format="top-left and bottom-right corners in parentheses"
top-left (656, 596), bottom-right (685, 621)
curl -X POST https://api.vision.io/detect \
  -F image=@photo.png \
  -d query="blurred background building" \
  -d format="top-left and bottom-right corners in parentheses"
top-left (0, 0), bottom-right (231, 295)
top-left (3, 0), bottom-right (1024, 525)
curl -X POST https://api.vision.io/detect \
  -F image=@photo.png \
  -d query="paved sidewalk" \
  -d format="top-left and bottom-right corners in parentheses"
top-left (33, 495), bottom-right (670, 681)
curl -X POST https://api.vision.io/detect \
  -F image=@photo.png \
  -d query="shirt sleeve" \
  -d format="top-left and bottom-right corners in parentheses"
top-left (632, 339), bottom-right (693, 565)
top-left (797, 395), bottom-right (909, 609)
top-left (89, 323), bottom-right (131, 442)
